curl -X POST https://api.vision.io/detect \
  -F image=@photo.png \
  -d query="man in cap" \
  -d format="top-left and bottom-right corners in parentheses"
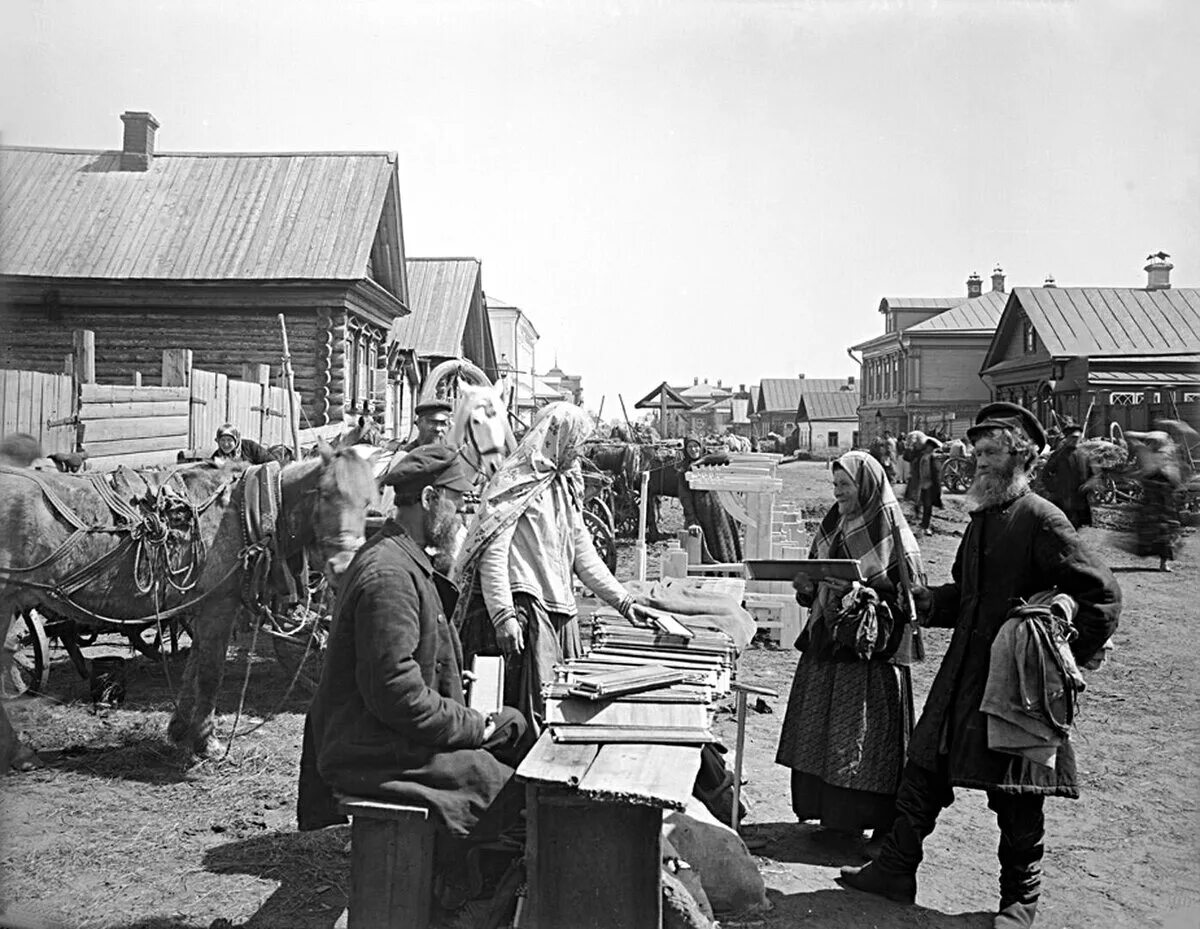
top-left (298, 445), bottom-right (527, 849)
top-left (404, 398), bottom-right (454, 452)
top-left (840, 402), bottom-right (1121, 928)
top-left (1040, 423), bottom-right (1093, 529)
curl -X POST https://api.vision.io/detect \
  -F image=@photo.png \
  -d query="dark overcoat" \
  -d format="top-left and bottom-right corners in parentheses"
top-left (305, 521), bottom-right (514, 835)
top-left (1041, 444), bottom-right (1093, 527)
top-left (911, 492), bottom-right (1120, 797)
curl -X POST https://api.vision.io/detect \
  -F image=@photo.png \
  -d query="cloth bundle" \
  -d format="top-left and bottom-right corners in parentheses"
top-left (624, 578), bottom-right (757, 652)
top-left (980, 591), bottom-right (1087, 768)
top-left (827, 582), bottom-right (894, 662)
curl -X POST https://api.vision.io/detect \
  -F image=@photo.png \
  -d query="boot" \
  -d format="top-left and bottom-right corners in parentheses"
top-left (838, 862), bottom-right (916, 904)
top-left (994, 900), bottom-right (1038, 928)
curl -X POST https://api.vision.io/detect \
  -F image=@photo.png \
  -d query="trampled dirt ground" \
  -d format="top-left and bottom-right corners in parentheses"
top-left (1, 461), bottom-right (1197, 929)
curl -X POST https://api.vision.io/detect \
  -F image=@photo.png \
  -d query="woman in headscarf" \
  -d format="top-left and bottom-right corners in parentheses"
top-left (676, 435), bottom-right (743, 564)
top-left (211, 423), bottom-right (273, 465)
top-left (453, 402), bottom-right (648, 728)
top-left (775, 451), bottom-right (925, 853)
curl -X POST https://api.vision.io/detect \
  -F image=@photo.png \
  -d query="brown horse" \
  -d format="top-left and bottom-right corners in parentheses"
top-left (0, 446), bottom-right (377, 764)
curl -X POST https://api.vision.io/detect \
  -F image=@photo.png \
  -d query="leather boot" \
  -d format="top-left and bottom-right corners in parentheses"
top-left (838, 862), bottom-right (917, 904)
top-left (994, 900), bottom-right (1038, 928)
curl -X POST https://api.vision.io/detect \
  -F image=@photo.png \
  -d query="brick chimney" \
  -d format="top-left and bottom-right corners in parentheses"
top-left (991, 264), bottom-right (1006, 294)
top-left (967, 271), bottom-right (982, 299)
top-left (1043, 274), bottom-right (1057, 288)
top-left (120, 111), bottom-right (159, 171)
top-left (1144, 251), bottom-right (1173, 290)
top-left (693, 376), bottom-right (699, 386)
top-left (848, 374), bottom-right (856, 386)
top-left (798, 373), bottom-right (806, 380)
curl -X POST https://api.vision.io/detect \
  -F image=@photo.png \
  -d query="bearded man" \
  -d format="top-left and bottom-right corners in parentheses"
top-left (404, 398), bottom-right (454, 451)
top-left (298, 445), bottom-right (527, 840)
top-left (839, 402), bottom-right (1121, 929)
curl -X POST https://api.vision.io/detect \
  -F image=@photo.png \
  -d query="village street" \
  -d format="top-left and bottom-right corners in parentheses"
top-left (0, 461), bottom-right (1195, 929)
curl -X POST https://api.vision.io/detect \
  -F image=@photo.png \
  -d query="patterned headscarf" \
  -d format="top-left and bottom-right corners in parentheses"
top-left (810, 451), bottom-right (925, 595)
top-left (452, 402), bottom-right (595, 581)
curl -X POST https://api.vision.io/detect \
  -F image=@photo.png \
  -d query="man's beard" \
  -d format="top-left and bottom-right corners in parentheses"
top-left (424, 499), bottom-right (463, 572)
top-left (966, 463), bottom-right (1030, 512)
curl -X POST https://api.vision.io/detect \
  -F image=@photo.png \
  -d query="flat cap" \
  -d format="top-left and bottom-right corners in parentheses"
top-left (381, 445), bottom-right (475, 495)
top-left (414, 398), bottom-right (453, 416)
top-left (966, 401), bottom-right (1048, 452)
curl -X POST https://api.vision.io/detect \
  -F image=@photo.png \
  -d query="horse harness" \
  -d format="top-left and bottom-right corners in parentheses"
top-left (0, 462), bottom-right (293, 626)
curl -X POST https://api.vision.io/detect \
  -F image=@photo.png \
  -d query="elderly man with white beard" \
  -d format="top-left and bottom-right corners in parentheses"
top-left (839, 402), bottom-right (1121, 929)
top-left (297, 445), bottom-right (528, 842)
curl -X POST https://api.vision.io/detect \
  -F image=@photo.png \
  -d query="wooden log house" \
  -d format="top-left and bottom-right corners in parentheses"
top-left (0, 111), bottom-right (412, 432)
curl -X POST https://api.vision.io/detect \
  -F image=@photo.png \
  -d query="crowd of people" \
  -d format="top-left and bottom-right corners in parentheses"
top-left (83, 386), bottom-right (1181, 927)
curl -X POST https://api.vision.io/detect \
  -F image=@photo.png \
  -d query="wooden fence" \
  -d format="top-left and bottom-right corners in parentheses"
top-left (0, 368), bottom-right (76, 456)
top-left (0, 339), bottom-right (304, 470)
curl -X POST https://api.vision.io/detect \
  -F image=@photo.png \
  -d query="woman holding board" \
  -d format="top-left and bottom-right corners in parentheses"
top-left (775, 451), bottom-right (926, 855)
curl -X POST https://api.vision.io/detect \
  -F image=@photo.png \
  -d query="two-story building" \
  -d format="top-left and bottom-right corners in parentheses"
top-left (486, 295), bottom-right (540, 421)
top-left (853, 268), bottom-right (1007, 440)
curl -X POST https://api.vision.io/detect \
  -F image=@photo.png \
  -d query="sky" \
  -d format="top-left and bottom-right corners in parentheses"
top-left (2, 0), bottom-right (1198, 415)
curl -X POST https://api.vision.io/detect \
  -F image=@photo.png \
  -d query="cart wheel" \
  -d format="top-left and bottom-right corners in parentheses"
top-left (3, 610), bottom-right (51, 698)
top-left (584, 508), bottom-right (618, 573)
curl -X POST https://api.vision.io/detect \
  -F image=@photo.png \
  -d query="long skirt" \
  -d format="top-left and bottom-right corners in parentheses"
top-left (503, 593), bottom-right (581, 732)
top-left (693, 490), bottom-right (743, 564)
top-left (775, 650), bottom-right (913, 832)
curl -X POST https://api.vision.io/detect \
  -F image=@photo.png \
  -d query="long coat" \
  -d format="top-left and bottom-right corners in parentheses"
top-left (304, 522), bottom-right (514, 836)
top-left (912, 492), bottom-right (1120, 797)
top-left (1041, 443), bottom-right (1092, 527)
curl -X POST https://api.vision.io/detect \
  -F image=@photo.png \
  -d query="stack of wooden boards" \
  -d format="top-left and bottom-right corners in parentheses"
top-left (541, 613), bottom-right (737, 745)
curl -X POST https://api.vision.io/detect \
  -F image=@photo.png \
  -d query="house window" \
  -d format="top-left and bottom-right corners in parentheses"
top-left (827, 431), bottom-right (839, 448)
top-left (1109, 391), bottom-right (1143, 406)
top-left (1022, 318), bottom-right (1038, 354)
top-left (852, 430), bottom-right (860, 448)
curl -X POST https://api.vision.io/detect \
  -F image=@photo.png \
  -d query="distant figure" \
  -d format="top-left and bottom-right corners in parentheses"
top-left (1039, 424), bottom-right (1092, 529)
top-left (677, 434), bottom-right (743, 564)
top-left (912, 437), bottom-right (943, 536)
top-left (0, 433), bottom-right (43, 468)
top-left (1123, 431), bottom-right (1184, 572)
top-left (211, 423), bottom-right (272, 465)
top-left (403, 399), bottom-right (453, 452)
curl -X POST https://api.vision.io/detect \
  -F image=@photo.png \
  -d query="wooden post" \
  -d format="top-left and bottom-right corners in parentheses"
top-left (659, 390), bottom-right (667, 438)
top-left (162, 348), bottom-right (193, 388)
top-left (71, 330), bottom-right (95, 385)
top-left (242, 363), bottom-right (271, 385)
top-left (132, 372), bottom-right (142, 386)
top-left (635, 470), bottom-right (650, 581)
top-left (279, 314), bottom-right (302, 457)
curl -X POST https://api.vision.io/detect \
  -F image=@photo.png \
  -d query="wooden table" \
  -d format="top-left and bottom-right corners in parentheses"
top-left (516, 733), bottom-right (703, 929)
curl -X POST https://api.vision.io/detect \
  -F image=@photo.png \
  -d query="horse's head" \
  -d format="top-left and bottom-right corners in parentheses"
top-left (449, 382), bottom-right (516, 481)
top-left (285, 445), bottom-right (379, 583)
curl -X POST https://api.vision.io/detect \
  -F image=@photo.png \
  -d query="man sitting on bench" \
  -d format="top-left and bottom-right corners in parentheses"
top-left (298, 446), bottom-right (528, 842)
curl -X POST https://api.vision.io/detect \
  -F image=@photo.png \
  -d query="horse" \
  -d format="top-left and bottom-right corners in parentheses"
top-left (0, 445), bottom-right (377, 764)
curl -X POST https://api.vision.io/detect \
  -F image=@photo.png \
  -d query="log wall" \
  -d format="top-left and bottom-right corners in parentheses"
top-left (0, 305), bottom-right (336, 425)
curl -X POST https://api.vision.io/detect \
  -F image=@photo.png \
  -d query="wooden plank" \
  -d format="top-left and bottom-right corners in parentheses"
top-left (16, 368), bottom-right (34, 434)
top-left (161, 348), bottom-right (194, 388)
top-left (83, 432), bottom-right (187, 458)
top-left (88, 449), bottom-right (182, 471)
top-left (0, 370), bottom-right (10, 436)
top-left (545, 698), bottom-right (707, 730)
top-left (80, 384), bottom-right (189, 404)
top-left (525, 784), bottom-right (661, 929)
top-left (79, 400), bottom-right (190, 421)
top-left (550, 726), bottom-right (714, 745)
top-left (517, 732), bottom-right (599, 788)
top-left (468, 655), bottom-right (504, 715)
top-left (576, 743), bottom-right (702, 811)
top-left (81, 415), bottom-right (191, 444)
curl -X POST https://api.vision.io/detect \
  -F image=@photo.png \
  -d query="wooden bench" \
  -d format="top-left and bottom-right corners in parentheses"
top-left (337, 795), bottom-right (436, 929)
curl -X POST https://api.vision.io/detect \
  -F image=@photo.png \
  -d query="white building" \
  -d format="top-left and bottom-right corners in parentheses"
top-left (486, 295), bottom-right (540, 420)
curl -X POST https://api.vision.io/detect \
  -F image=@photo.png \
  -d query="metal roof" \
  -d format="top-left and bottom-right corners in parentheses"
top-left (1087, 363), bottom-right (1200, 387)
top-left (1009, 287), bottom-right (1200, 357)
top-left (0, 146), bottom-right (397, 281)
top-left (907, 290), bottom-right (1008, 333)
top-left (679, 382), bottom-right (731, 400)
top-left (798, 390), bottom-right (859, 421)
top-left (759, 377), bottom-right (852, 412)
top-left (880, 297), bottom-right (962, 311)
top-left (391, 259), bottom-right (481, 357)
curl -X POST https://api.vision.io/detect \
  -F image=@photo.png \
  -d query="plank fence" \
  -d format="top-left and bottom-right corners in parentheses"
top-left (0, 334), bottom-right (306, 471)
top-left (0, 368), bottom-right (76, 456)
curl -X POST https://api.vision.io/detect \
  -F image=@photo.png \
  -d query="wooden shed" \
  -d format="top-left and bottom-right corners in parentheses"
top-left (0, 112), bottom-right (411, 430)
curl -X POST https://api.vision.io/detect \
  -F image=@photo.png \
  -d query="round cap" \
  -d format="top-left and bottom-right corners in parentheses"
top-left (381, 445), bottom-right (474, 495)
top-left (966, 402), bottom-right (1048, 452)
top-left (414, 398), bottom-right (453, 417)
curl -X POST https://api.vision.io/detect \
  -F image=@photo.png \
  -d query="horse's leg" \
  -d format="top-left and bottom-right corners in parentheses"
top-left (168, 592), bottom-right (244, 757)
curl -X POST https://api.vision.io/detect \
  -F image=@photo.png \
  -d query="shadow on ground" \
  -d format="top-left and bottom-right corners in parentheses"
top-left (761, 887), bottom-right (993, 928)
top-left (203, 828), bottom-right (350, 929)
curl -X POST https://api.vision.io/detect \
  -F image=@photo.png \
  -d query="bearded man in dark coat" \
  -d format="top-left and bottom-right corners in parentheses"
top-left (298, 446), bottom-right (527, 840)
top-left (840, 402), bottom-right (1121, 929)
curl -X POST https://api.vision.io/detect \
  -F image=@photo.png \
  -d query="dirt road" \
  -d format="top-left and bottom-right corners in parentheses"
top-left (1, 462), bottom-right (1196, 928)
